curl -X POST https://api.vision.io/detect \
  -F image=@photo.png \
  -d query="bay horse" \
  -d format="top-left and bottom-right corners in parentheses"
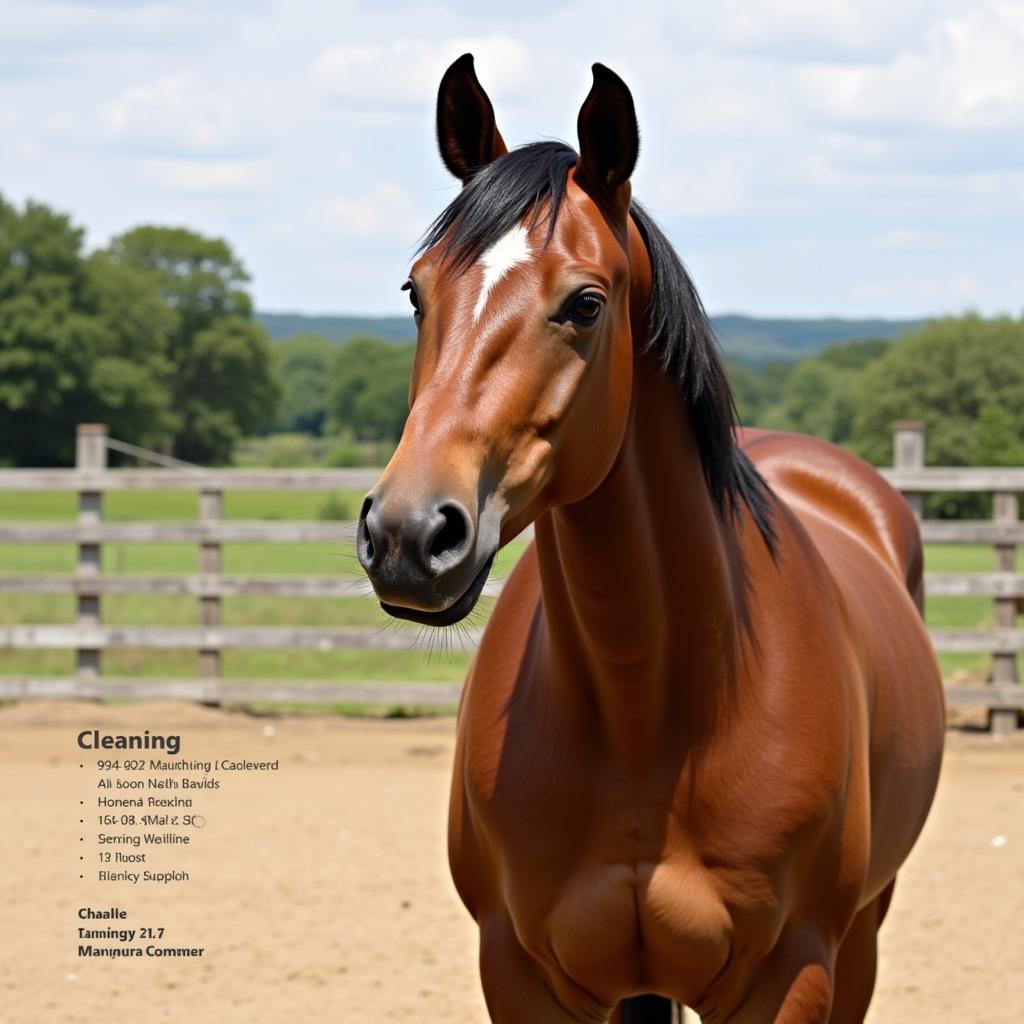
top-left (357, 55), bottom-right (945, 1023)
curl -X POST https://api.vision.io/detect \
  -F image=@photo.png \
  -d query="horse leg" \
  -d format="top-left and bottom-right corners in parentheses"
top-left (826, 879), bottom-right (896, 1024)
top-left (731, 882), bottom-right (896, 1024)
top-left (479, 919), bottom-right (688, 1024)
top-left (478, 914), bottom-right (606, 1023)
top-left (725, 926), bottom-right (834, 1024)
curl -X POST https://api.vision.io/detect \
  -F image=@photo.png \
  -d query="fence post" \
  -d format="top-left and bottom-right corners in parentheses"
top-left (198, 489), bottom-right (223, 689)
top-left (992, 491), bottom-right (1020, 734)
top-left (75, 424), bottom-right (107, 689)
top-left (893, 421), bottom-right (925, 519)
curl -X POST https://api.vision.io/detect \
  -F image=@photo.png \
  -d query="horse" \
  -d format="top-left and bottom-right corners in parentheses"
top-left (356, 54), bottom-right (945, 1023)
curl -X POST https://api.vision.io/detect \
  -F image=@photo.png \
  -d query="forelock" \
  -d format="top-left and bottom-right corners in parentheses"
top-left (419, 141), bottom-right (579, 271)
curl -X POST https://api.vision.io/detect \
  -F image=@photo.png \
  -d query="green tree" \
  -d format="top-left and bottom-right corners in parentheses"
top-left (851, 315), bottom-right (1024, 516)
top-left (0, 197), bottom-right (172, 465)
top-left (84, 253), bottom-right (176, 445)
top-left (176, 316), bottom-right (280, 462)
top-left (817, 337), bottom-right (889, 371)
top-left (976, 403), bottom-right (1024, 466)
top-left (765, 360), bottom-right (849, 439)
top-left (103, 226), bottom-right (279, 463)
top-left (328, 336), bottom-right (415, 441)
top-left (760, 338), bottom-right (890, 443)
top-left (272, 333), bottom-right (335, 435)
top-left (727, 359), bottom-right (794, 426)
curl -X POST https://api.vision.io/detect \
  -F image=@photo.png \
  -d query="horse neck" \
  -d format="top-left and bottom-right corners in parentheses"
top-left (533, 346), bottom-right (744, 756)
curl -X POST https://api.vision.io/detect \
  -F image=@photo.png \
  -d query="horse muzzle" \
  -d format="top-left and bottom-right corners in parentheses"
top-left (357, 488), bottom-right (494, 625)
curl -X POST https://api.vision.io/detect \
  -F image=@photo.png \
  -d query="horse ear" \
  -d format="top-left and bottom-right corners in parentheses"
top-left (575, 63), bottom-right (639, 201)
top-left (436, 53), bottom-right (508, 183)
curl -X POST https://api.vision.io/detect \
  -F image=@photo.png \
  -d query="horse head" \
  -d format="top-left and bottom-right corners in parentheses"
top-left (357, 55), bottom-right (646, 626)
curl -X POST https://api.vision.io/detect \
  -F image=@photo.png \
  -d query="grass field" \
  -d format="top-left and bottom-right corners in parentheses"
top-left (0, 490), bottom-right (1019, 687)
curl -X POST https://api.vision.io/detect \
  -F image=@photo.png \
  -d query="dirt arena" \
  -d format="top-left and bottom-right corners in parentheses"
top-left (1, 701), bottom-right (1021, 1024)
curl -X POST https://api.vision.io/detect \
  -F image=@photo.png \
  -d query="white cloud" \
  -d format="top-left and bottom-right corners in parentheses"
top-left (2, 0), bottom-right (1021, 316)
top-left (879, 228), bottom-right (947, 248)
top-left (0, 0), bottom-right (214, 50)
top-left (103, 72), bottom-right (246, 152)
top-left (644, 158), bottom-right (750, 217)
top-left (798, 2), bottom-right (1024, 127)
top-left (140, 158), bottom-right (265, 191)
top-left (713, 0), bottom-right (937, 60)
top-left (312, 34), bottom-right (532, 104)
top-left (324, 182), bottom-right (421, 237)
top-left (681, 87), bottom-right (769, 133)
top-left (854, 271), bottom-right (981, 305)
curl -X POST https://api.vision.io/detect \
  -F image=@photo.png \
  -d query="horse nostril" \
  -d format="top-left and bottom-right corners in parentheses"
top-left (358, 496), bottom-right (375, 564)
top-left (429, 503), bottom-right (470, 561)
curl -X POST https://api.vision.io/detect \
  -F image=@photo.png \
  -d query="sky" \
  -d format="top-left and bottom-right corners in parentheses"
top-left (3, 0), bottom-right (1023, 319)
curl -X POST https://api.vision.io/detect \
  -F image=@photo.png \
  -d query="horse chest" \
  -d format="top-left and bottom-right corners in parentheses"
top-left (456, 669), bottom-right (804, 1005)
top-left (505, 852), bottom-right (734, 1005)
top-left (464, 752), bottom-right (735, 1004)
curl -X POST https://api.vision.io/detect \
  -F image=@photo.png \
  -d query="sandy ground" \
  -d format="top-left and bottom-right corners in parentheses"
top-left (0, 702), bottom-right (1021, 1024)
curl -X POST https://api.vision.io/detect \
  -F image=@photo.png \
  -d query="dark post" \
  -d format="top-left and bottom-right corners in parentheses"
top-left (992, 491), bottom-right (1020, 734)
top-left (893, 421), bottom-right (925, 519)
top-left (198, 488), bottom-right (223, 689)
top-left (75, 424), bottom-right (107, 689)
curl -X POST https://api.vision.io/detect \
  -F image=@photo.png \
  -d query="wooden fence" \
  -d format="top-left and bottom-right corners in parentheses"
top-left (0, 423), bottom-right (1021, 730)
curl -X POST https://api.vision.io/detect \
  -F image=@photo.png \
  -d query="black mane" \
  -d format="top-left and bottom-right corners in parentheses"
top-left (419, 141), bottom-right (775, 550)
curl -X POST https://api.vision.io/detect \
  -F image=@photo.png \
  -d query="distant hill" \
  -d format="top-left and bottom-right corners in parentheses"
top-left (256, 311), bottom-right (927, 364)
top-left (711, 314), bottom-right (927, 364)
top-left (258, 313), bottom-right (415, 344)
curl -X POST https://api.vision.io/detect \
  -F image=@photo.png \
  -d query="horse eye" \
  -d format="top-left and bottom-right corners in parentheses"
top-left (567, 292), bottom-right (604, 324)
top-left (401, 280), bottom-right (422, 317)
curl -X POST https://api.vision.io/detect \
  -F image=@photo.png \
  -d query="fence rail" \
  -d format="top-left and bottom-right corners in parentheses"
top-left (2, 622), bottom-right (1020, 654)
top-left (0, 574), bottom-right (504, 598)
top-left (0, 522), bottom-right (360, 543)
top-left (0, 624), bottom-right (483, 651)
top-left (0, 423), bottom-right (1021, 730)
top-left (0, 468), bottom-right (382, 491)
top-left (3, 466), bottom-right (1024, 492)
top-left (3, 519), bottom-right (1022, 545)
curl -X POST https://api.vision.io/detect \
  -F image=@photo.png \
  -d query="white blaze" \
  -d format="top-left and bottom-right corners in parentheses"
top-left (472, 224), bottom-right (532, 322)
